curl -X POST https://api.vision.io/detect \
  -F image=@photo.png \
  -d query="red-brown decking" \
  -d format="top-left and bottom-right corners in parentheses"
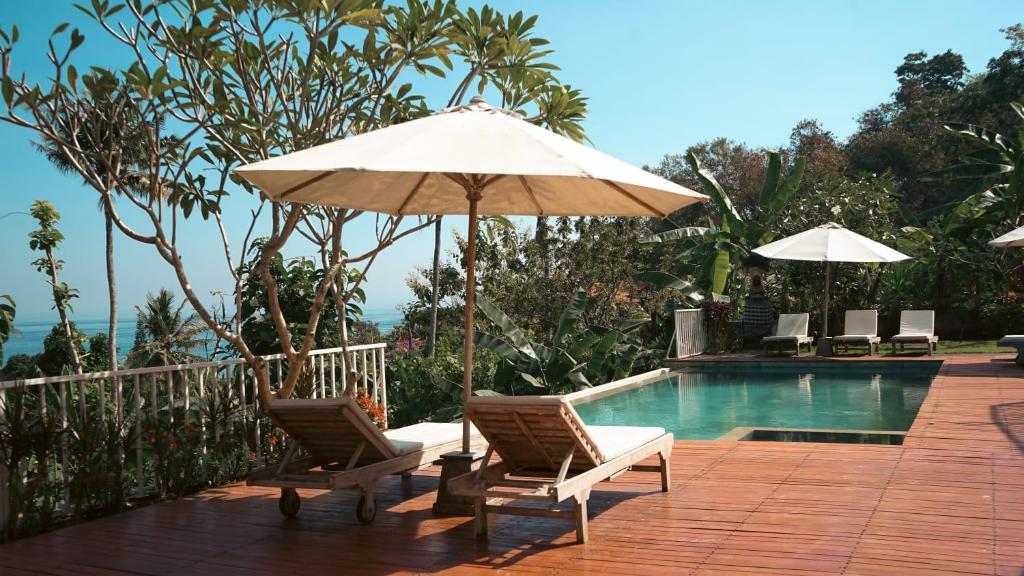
top-left (2, 355), bottom-right (1024, 575)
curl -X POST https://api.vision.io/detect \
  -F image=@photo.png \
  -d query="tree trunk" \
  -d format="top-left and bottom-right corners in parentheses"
top-left (46, 249), bottom-right (82, 375)
top-left (536, 216), bottom-right (550, 279)
top-left (426, 217), bottom-right (442, 357)
top-left (105, 209), bottom-right (118, 371)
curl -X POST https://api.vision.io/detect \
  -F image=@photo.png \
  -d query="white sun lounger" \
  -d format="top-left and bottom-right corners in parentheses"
top-left (448, 395), bottom-right (672, 544)
top-left (247, 396), bottom-right (483, 523)
top-left (833, 310), bottom-right (881, 355)
top-left (998, 335), bottom-right (1024, 366)
top-left (890, 310), bottom-right (938, 355)
top-left (762, 313), bottom-right (813, 356)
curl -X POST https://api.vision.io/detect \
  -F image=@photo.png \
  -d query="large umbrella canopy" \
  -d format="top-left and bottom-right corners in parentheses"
top-left (990, 225), bottom-right (1024, 248)
top-left (235, 96), bottom-right (707, 452)
top-left (752, 222), bottom-right (910, 340)
top-left (236, 96), bottom-right (704, 217)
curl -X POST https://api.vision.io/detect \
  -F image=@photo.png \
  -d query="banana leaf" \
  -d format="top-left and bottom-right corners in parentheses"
top-left (943, 122), bottom-right (1017, 154)
top-left (472, 332), bottom-right (524, 363)
top-left (552, 289), bottom-right (588, 349)
top-left (475, 295), bottom-right (535, 357)
top-left (686, 150), bottom-right (745, 237)
top-left (710, 248), bottom-right (731, 295)
top-left (633, 271), bottom-right (700, 293)
top-left (583, 330), bottom-right (619, 382)
top-left (758, 151), bottom-right (782, 208)
top-left (640, 226), bottom-right (713, 244)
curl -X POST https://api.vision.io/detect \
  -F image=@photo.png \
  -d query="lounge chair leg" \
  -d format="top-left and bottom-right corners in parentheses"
top-left (473, 496), bottom-right (488, 538)
top-left (659, 451), bottom-right (671, 492)
top-left (574, 489), bottom-right (590, 544)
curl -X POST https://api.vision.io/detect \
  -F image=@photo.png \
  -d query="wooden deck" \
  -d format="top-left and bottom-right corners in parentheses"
top-left (3, 354), bottom-right (1024, 575)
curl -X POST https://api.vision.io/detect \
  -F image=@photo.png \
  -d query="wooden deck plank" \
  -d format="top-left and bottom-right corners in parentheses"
top-left (2, 354), bottom-right (1024, 574)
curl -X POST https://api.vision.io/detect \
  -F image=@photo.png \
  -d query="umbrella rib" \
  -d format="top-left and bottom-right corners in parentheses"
top-left (601, 179), bottom-right (666, 218)
top-left (280, 171), bottom-right (335, 200)
top-left (517, 176), bottom-right (544, 215)
top-left (396, 173), bottom-right (432, 215)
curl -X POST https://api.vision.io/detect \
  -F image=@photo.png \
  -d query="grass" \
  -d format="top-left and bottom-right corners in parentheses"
top-left (732, 340), bottom-right (1011, 356)
top-left (933, 340), bottom-right (1006, 354)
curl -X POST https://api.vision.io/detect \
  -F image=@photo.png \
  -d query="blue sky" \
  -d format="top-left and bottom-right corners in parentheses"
top-left (0, 0), bottom-right (1018, 323)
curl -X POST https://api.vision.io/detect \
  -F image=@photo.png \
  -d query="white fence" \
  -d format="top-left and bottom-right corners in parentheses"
top-left (0, 343), bottom-right (387, 537)
top-left (673, 309), bottom-right (707, 358)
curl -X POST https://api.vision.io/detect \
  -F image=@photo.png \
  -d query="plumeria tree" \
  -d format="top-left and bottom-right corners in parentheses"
top-left (0, 0), bottom-right (586, 406)
top-left (28, 200), bottom-right (83, 375)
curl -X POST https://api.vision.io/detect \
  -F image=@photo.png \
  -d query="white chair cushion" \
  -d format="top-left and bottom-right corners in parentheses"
top-left (383, 422), bottom-right (476, 455)
top-left (776, 313), bottom-right (809, 337)
top-left (891, 334), bottom-right (938, 342)
top-left (899, 310), bottom-right (934, 336)
top-left (762, 335), bottom-right (812, 342)
top-left (843, 310), bottom-right (877, 337)
top-left (833, 334), bottom-right (880, 342)
top-left (586, 425), bottom-right (665, 461)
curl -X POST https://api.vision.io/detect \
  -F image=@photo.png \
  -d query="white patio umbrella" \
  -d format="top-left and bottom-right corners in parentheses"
top-left (752, 222), bottom-right (910, 342)
top-left (990, 225), bottom-right (1024, 248)
top-left (235, 96), bottom-right (707, 452)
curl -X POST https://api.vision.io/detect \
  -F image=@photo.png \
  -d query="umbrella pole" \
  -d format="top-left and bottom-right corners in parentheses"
top-left (433, 186), bottom-right (483, 517)
top-left (461, 192), bottom-right (480, 454)
top-left (822, 261), bottom-right (831, 339)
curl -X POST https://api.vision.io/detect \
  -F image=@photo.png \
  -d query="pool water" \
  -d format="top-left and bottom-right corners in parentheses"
top-left (573, 363), bottom-right (937, 440)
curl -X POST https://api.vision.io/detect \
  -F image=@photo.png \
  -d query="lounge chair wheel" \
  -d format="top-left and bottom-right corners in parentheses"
top-left (356, 494), bottom-right (377, 524)
top-left (279, 488), bottom-right (300, 518)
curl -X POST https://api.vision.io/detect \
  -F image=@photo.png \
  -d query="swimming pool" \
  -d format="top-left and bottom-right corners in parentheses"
top-left (572, 363), bottom-right (938, 440)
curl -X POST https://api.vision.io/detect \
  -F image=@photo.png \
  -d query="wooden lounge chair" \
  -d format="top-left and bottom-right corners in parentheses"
top-left (762, 313), bottom-right (813, 356)
top-left (891, 310), bottom-right (938, 355)
top-left (997, 335), bottom-right (1024, 366)
top-left (448, 395), bottom-right (673, 544)
top-left (247, 397), bottom-right (482, 523)
top-left (833, 310), bottom-right (881, 355)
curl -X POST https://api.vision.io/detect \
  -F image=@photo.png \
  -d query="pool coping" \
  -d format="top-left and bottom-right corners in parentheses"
top-left (718, 425), bottom-right (908, 441)
top-left (565, 368), bottom-right (670, 406)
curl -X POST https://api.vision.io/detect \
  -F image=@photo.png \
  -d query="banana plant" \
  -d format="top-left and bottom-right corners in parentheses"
top-left (640, 150), bottom-right (806, 297)
top-left (924, 101), bottom-right (1024, 231)
top-left (474, 290), bottom-right (645, 395)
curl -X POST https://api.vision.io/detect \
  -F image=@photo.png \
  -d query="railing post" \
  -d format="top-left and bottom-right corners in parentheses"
top-left (0, 388), bottom-right (8, 542)
top-left (379, 347), bottom-right (388, 430)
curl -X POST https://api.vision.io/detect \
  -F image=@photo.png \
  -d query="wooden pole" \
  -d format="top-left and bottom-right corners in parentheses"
top-left (822, 261), bottom-right (831, 338)
top-left (462, 188), bottom-right (481, 454)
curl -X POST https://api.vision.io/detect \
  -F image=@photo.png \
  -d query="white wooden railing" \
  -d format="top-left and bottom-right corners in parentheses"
top-left (0, 343), bottom-right (387, 535)
top-left (673, 309), bottom-right (707, 358)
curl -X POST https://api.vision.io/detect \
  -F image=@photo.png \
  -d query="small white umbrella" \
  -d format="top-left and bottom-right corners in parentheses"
top-left (990, 225), bottom-right (1024, 248)
top-left (236, 97), bottom-right (707, 452)
top-left (752, 222), bottom-right (910, 341)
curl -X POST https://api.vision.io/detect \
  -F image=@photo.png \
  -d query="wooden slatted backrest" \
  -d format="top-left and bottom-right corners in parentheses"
top-left (464, 395), bottom-right (605, 473)
top-left (268, 397), bottom-right (398, 466)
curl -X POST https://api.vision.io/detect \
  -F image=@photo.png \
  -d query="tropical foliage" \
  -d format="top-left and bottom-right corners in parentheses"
top-left (474, 290), bottom-right (645, 395)
top-left (642, 150), bottom-right (806, 299)
top-left (0, 295), bottom-right (14, 365)
top-left (127, 289), bottom-right (210, 367)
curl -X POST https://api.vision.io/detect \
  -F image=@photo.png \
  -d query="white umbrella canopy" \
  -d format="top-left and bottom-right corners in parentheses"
top-left (753, 222), bottom-right (910, 263)
top-left (236, 97), bottom-right (704, 217)
top-left (235, 96), bottom-right (707, 453)
top-left (752, 222), bottom-right (910, 341)
top-left (990, 225), bottom-right (1024, 248)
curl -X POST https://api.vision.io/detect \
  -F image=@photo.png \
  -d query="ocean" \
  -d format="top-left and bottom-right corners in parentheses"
top-left (3, 309), bottom-right (404, 360)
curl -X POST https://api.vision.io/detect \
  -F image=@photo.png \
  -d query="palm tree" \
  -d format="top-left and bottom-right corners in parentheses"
top-left (129, 289), bottom-right (209, 367)
top-left (36, 86), bottom-right (155, 372)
